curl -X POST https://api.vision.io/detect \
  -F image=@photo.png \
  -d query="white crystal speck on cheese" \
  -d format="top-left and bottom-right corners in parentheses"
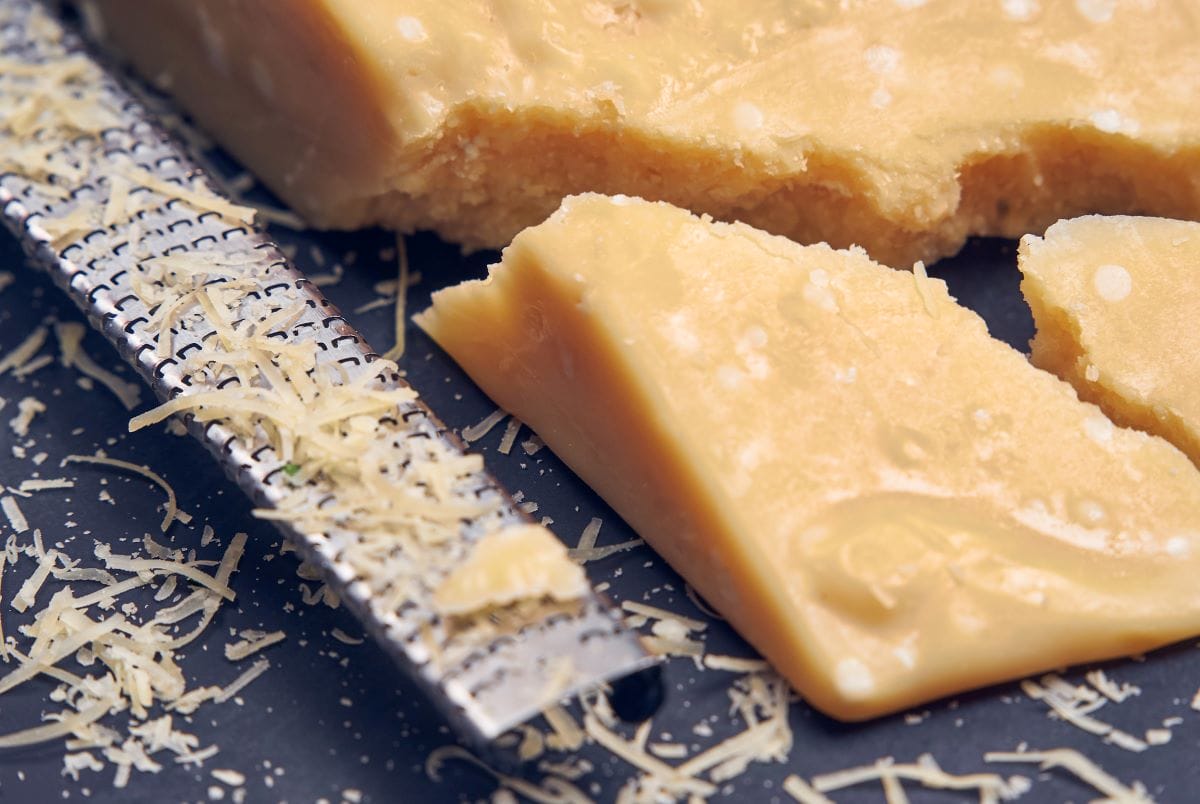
top-left (1093, 263), bottom-right (1133, 302)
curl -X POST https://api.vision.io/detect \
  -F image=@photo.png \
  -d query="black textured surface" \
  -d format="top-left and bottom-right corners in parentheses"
top-left (2, 175), bottom-right (1200, 803)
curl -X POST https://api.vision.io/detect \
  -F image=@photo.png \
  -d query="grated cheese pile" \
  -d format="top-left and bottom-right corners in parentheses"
top-left (1021, 672), bottom-right (1175, 754)
top-left (0, 514), bottom-right (268, 788)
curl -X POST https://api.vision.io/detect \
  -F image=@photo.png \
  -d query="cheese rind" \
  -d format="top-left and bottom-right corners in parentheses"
top-left (1019, 215), bottom-right (1200, 466)
top-left (88, 0), bottom-right (1200, 266)
top-left (417, 194), bottom-right (1200, 720)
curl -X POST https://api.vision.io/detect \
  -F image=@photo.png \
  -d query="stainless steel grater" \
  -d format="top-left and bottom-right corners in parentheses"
top-left (0, 0), bottom-right (659, 751)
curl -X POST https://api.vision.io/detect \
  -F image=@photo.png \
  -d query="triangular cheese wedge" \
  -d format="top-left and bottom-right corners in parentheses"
top-left (416, 194), bottom-right (1200, 721)
top-left (1020, 215), bottom-right (1200, 467)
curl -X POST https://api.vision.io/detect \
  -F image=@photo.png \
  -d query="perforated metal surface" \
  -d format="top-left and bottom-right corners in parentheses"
top-left (0, 0), bottom-right (654, 749)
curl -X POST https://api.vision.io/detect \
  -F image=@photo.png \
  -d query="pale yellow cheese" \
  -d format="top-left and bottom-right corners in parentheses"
top-left (416, 194), bottom-right (1200, 721)
top-left (88, 0), bottom-right (1200, 266)
top-left (432, 524), bottom-right (588, 616)
top-left (1020, 215), bottom-right (1200, 467)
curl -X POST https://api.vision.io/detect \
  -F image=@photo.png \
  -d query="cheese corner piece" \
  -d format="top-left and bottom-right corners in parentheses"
top-left (416, 194), bottom-right (1200, 721)
top-left (1019, 215), bottom-right (1200, 467)
top-left (432, 524), bottom-right (588, 617)
top-left (87, 1), bottom-right (1200, 266)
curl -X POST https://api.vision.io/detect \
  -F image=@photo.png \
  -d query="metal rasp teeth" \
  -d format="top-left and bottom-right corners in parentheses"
top-left (0, 0), bottom-right (657, 748)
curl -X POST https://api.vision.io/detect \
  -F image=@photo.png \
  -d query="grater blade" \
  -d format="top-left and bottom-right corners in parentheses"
top-left (0, 0), bottom-right (659, 749)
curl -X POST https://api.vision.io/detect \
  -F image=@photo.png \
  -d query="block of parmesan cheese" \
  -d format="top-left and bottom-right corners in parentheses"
top-left (1020, 215), bottom-right (1200, 467)
top-left (416, 194), bottom-right (1200, 721)
top-left (85, 0), bottom-right (1200, 266)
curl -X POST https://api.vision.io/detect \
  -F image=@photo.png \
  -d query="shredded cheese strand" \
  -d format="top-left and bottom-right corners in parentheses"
top-left (64, 455), bottom-right (178, 533)
top-left (0, 696), bottom-right (120, 749)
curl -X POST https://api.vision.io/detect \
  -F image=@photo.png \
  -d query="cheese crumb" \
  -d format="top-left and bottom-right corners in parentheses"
top-left (211, 769), bottom-right (246, 787)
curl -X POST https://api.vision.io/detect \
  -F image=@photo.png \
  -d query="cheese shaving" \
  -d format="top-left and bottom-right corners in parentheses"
top-left (583, 714), bottom-right (716, 799)
top-left (0, 326), bottom-right (48, 377)
top-left (211, 768), bottom-right (246, 787)
top-left (683, 584), bottom-right (723, 621)
top-left (249, 201), bottom-right (306, 229)
top-left (223, 630), bottom-right (286, 661)
top-left (381, 234), bottom-right (409, 362)
top-left (102, 174), bottom-right (131, 227)
top-left (620, 602), bottom-right (707, 634)
top-left (575, 518), bottom-right (603, 554)
top-left (9, 396), bottom-right (46, 437)
top-left (54, 322), bottom-right (141, 410)
top-left (702, 655), bottom-right (769, 674)
top-left (985, 749), bottom-right (1152, 802)
top-left (497, 416), bottom-right (522, 455)
top-left (811, 753), bottom-right (1023, 801)
top-left (0, 695), bottom-right (119, 748)
top-left (543, 704), bottom-right (586, 753)
top-left (783, 775), bottom-right (835, 804)
top-left (330, 628), bottom-right (363, 645)
top-left (567, 539), bottom-right (645, 564)
top-left (64, 454), bottom-right (178, 533)
top-left (18, 478), bottom-right (74, 492)
top-left (462, 409), bottom-right (508, 443)
top-left (2, 495), bottom-right (29, 533)
top-left (121, 165), bottom-right (255, 226)
top-left (1021, 673), bottom-right (1166, 754)
top-left (1086, 669), bottom-right (1141, 703)
top-left (213, 658), bottom-right (270, 703)
top-left (648, 743), bottom-right (688, 760)
top-left (12, 530), bottom-right (59, 612)
top-left (11, 353), bottom-right (53, 379)
top-left (426, 745), bottom-right (591, 804)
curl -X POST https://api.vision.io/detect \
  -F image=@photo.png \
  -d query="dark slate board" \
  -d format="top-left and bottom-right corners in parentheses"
top-left (2, 99), bottom-right (1199, 804)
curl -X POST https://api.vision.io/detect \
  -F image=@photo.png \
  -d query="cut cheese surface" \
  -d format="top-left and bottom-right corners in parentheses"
top-left (417, 194), bottom-right (1200, 721)
top-left (1020, 215), bottom-right (1200, 467)
top-left (88, 0), bottom-right (1200, 266)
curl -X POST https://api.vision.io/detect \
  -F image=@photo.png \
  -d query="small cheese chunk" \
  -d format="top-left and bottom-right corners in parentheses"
top-left (432, 524), bottom-right (588, 616)
top-left (87, 0), bottom-right (1200, 266)
top-left (417, 194), bottom-right (1200, 721)
top-left (1020, 215), bottom-right (1200, 467)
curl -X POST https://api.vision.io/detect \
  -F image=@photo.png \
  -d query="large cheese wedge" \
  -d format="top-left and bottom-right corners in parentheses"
top-left (415, 194), bottom-right (1200, 721)
top-left (1020, 215), bottom-right (1200, 467)
top-left (86, 0), bottom-right (1200, 266)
